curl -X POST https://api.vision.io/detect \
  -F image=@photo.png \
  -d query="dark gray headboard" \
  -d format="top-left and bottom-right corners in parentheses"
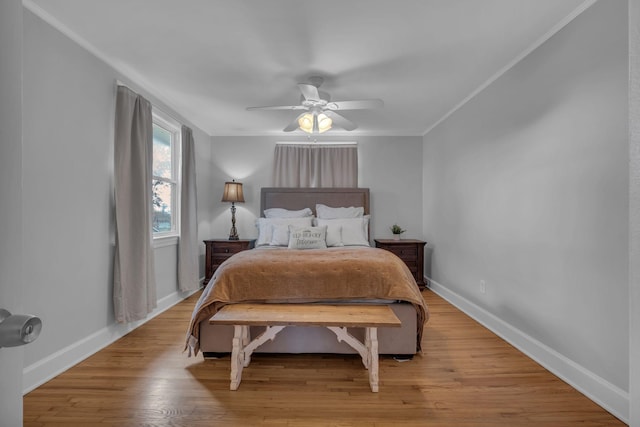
top-left (260, 188), bottom-right (370, 217)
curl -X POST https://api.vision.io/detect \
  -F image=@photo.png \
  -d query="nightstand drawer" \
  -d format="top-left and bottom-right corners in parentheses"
top-left (401, 259), bottom-right (417, 268)
top-left (211, 254), bottom-right (233, 266)
top-left (385, 245), bottom-right (417, 259)
top-left (212, 242), bottom-right (247, 255)
top-left (405, 265), bottom-right (418, 276)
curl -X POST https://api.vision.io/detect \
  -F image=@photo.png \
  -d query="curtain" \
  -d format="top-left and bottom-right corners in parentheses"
top-left (273, 144), bottom-right (358, 187)
top-left (178, 125), bottom-right (200, 292)
top-left (113, 86), bottom-right (157, 323)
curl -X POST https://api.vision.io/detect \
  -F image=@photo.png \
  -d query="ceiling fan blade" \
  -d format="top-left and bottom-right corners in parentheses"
top-left (326, 99), bottom-right (384, 111)
top-left (247, 105), bottom-right (306, 111)
top-left (325, 110), bottom-right (357, 131)
top-left (283, 113), bottom-right (306, 132)
top-left (298, 84), bottom-right (321, 101)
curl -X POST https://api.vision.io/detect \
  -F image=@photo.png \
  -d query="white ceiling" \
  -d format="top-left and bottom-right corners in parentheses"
top-left (26, 0), bottom-right (589, 137)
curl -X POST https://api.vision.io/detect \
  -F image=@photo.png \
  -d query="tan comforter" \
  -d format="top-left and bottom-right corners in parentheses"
top-left (186, 247), bottom-right (428, 355)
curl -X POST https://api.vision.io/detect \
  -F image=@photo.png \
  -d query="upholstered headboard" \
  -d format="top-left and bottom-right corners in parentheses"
top-left (260, 188), bottom-right (370, 217)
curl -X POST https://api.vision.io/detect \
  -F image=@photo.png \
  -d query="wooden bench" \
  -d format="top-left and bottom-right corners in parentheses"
top-left (209, 303), bottom-right (402, 392)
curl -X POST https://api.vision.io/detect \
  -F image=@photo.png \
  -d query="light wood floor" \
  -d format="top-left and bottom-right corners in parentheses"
top-left (24, 290), bottom-right (624, 426)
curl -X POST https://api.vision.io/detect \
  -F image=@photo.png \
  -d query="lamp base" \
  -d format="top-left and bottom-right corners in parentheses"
top-left (228, 225), bottom-right (239, 240)
top-left (228, 203), bottom-right (239, 240)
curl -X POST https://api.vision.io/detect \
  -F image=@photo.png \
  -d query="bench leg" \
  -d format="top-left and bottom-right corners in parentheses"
top-left (230, 325), bottom-right (247, 390)
top-left (243, 325), bottom-right (286, 367)
top-left (241, 324), bottom-right (250, 347)
top-left (327, 326), bottom-right (369, 369)
top-left (366, 327), bottom-right (379, 392)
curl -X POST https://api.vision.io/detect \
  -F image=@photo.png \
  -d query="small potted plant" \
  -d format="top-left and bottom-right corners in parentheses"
top-left (390, 224), bottom-right (406, 240)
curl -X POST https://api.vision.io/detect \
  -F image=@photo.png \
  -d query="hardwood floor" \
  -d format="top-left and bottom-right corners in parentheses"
top-left (24, 290), bottom-right (624, 426)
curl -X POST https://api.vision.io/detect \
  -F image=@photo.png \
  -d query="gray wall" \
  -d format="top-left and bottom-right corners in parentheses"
top-left (0, 0), bottom-right (25, 425)
top-left (20, 9), bottom-right (212, 373)
top-left (629, 0), bottom-right (640, 424)
top-left (423, 0), bottom-right (628, 401)
top-left (209, 135), bottom-right (424, 242)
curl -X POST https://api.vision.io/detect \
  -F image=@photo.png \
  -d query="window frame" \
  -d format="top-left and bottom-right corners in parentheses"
top-left (151, 109), bottom-right (181, 243)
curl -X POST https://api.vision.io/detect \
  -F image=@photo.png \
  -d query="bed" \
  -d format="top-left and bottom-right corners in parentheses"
top-left (186, 187), bottom-right (428, 357)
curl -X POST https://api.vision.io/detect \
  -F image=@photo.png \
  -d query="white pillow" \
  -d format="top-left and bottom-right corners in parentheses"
top-left (315, 218), bottom-right (343, 247)
top-left (362, 215), bottom-right (370, 241)
top-left (287, 225), bottom-right (328, 249)
top-left (315, 217), bottom-right (370, 246)
top-left (340, 217), bottom-right (370, 246)
top-left (264, 207), bottom-right (313, 218)
top-left (316, 203), bottom-right (364, 219)
top-left (270, 224), bottom-right (291, 246)
top-left (255, 217), bottom-right (313, 246)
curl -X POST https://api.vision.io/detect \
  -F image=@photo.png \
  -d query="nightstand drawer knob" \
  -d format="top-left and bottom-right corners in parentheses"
top-left (225, 248), bottom-right (230, 253)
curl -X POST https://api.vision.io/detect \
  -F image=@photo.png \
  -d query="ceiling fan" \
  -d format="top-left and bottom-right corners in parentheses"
top-left (246, 76), bottom-right (384, 134)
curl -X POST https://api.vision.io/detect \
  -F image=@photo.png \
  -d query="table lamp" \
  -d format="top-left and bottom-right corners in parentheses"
top-left (221, 180), bottom-right (245, 240)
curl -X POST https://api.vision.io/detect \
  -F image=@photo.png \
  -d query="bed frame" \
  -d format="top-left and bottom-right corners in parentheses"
top-left (199, 187), bottom-right (419, 357)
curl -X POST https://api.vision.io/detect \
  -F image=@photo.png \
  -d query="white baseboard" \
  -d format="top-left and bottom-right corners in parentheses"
top-left (426, 279), bottom-right (629, 424)
top-left (22, 286), bottom-right (202, 394)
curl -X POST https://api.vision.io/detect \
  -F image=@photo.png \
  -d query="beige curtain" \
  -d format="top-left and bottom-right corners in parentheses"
top-left (113, 86), bottom-right (157, 322)
top-left (273, 144), bottom-right (358, 187)
top-left (178, 126), bottom-right (200, 292)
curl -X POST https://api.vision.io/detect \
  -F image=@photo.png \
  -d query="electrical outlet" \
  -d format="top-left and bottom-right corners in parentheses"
top-left (480, 280), bottom-right (486, 294)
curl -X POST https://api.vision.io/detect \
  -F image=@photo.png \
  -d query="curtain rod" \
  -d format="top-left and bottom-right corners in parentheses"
top-left (276, 141), bottom-right (357, 146)
top-left (115, 79), bottom-right (136, 91)
top-left (114, 79), bottom-right (185, 128)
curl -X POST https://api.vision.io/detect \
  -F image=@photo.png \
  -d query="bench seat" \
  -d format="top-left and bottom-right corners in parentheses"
top-left (209, 303), bottom-right (402, 392)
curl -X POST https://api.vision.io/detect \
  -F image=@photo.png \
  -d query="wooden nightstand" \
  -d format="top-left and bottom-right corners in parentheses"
top-left (374, 239), bottom-right (427, 288)
top-left (204, 239), bottom-right (255, 285)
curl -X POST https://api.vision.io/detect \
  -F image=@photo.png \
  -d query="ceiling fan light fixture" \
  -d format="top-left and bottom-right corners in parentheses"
top-left (298, 113), bottom-right (314, 133)
top-left (248, 78), bottom-right (380, 134)
top-left (317, 113), bottom-right (332, 133)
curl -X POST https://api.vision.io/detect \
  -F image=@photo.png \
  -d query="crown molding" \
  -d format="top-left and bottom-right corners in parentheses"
top-left (22, 0), bottom-right (210, 137)
top-left (422, 0), bottom-right (599, 137)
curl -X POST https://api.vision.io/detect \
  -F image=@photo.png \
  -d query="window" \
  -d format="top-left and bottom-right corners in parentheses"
top-left (152, 110), bottom-right (181, 238)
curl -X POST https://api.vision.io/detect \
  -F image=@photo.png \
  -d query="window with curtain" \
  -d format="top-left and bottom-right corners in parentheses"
top-left (113, 85), bottom-right (201, 322)
top-left (152, 110), bottom-right (181, 237)
top-left (273, 143), bottom-right (358, 187)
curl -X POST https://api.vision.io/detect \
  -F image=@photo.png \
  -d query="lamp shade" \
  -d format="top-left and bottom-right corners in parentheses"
top-left (221, 181), bottom-right (245, 203)
top-left (298, 113), bottom-right (314, 133)
top-left (297, 111), bottom-right (333, 134)
top-left (317, 113), bottom-right (332, 133)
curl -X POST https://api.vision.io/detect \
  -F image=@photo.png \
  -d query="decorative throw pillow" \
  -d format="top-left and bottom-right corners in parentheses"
top-left (315, 203), bottom-right (364, 219)
top-left (287, 225), bottom-right (328, 250)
